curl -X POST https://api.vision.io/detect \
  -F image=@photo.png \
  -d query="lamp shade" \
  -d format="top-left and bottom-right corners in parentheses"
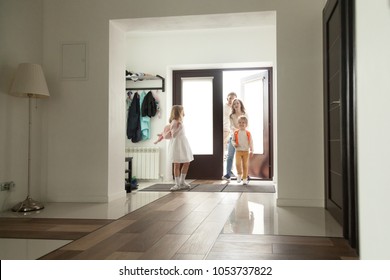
top-left (9, 63), bottom-right (50, 98)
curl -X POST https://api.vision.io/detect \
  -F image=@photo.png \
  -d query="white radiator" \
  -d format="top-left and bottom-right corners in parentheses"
top-left (126, 147), bottom-right (160, 179)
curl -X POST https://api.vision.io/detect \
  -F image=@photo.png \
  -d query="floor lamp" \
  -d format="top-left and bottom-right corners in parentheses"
top-left (9, 63), bottom-right (50, 212)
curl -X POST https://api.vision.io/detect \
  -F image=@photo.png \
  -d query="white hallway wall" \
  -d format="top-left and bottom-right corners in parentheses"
top-left (355, 0), bottom-right (390, 260)
top-left (0, 0), bottom-right (46, 210)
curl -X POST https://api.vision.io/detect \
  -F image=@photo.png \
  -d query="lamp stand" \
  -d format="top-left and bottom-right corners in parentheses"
top-left (12, 95), bottom-right (44, 212)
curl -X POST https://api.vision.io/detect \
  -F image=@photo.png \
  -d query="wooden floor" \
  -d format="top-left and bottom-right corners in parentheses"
top-left (0, 217), bottom-right (113, 240)
top-left (8, 191), bottom-right (356, 260)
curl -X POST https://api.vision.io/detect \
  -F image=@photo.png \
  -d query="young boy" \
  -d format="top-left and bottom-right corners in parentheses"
top-left (232, 115), bottom-right (253, 185)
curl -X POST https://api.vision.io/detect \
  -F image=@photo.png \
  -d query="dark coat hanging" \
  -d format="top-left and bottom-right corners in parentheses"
top-left (127, 92), bottom-right (142, 142)
top-left (141, 91), bottom-right (157, 117)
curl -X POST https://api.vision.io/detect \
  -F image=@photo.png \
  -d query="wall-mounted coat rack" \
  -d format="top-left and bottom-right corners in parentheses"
top-left (125, 71), bottom-right (165, 92)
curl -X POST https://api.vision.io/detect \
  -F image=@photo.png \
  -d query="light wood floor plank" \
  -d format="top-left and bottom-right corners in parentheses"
top-left (119, 210), bottom-right (177, 233)
top-left (206, 252), bottom-right (331, 260)
top-left (140, 234), bottom-right (191, 260)
top-left (193, 196), bottom-right (225, 212)
top-left (105, 251), bottom-right (143, 260)
top-left (216, 234), bottom-right (335, 246)
top-left (118, 221), bottom-right (179, 252)
top-left (70, 232), bottom-right (138, 260)
top-left (63, 219), bottom-right (135, 250)
top-left (168, 211), bottom-right (209, 235)
top-left (173, 253), bottom-right (205, 260)
top-left (210, 240), bottom-right (272, 254)
top-left (48, 224), bottom-right (102, 232)
top-left (177, 221), bottom-right (224, 255)
top-left (120, 195), bottom-right (178, 220)
top-left (205, 203), bottom-right (236, 222)
top-left (159, 203), bottom-right (200, 222)
top-left (40, 249), bottom-right (83, 260)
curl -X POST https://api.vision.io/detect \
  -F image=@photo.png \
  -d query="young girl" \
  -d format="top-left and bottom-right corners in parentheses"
top-left (168, 105), bottom-right (194, 191)
top-left (232, 115), bottom-right (253, 185)
top-left (222, 98), bottom-right (247, 181)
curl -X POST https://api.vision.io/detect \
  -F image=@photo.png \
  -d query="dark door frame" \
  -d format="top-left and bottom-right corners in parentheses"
top-left (172, 67), bottom-right (274, 180)
top-left (323, 0), bottom-right (358, 251)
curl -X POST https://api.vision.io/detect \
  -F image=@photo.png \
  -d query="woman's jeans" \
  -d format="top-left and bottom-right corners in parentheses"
top-left (225, 137), bottom-right (235, 177)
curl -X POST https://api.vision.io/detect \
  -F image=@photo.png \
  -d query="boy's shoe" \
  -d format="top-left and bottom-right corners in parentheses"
top-left (243, 179), bottom-right (248, 185)
top-left (222, 174), bottom-right (231, 181)
top-left (170, 184), bottom-right (181, 191)
top-left (236, 175), bottom-right (242, 183)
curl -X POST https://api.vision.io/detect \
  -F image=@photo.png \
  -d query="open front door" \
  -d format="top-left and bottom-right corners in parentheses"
top-left (239, 70), bottom-right (272, 179)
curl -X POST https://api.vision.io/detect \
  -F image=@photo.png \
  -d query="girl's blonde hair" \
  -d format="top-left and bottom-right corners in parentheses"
top-left (169, 105), bottom-right (184, 123)
top-left (238, 115), bottom-right (248, 124)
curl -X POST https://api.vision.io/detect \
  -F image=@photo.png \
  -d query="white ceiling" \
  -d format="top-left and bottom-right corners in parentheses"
top-left (114, 11), bottom-right (276, 32)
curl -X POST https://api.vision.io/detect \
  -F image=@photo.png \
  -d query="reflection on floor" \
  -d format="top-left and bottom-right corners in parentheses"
top-left (0, 181), bottom-right (343, 260)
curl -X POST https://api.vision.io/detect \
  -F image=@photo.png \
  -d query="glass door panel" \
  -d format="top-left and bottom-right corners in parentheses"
top-left (182, 77), bottom-right (213, 155)
top-left (242, 75), bottom-right (264, 154)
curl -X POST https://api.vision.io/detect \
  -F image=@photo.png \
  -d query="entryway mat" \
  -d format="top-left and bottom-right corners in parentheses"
top-left (139, 183), bottom-right (199, 192)
top-left (223, 183), bottom-right (276, 193)
top-left (139, 183), bottom-right (274, 193)
top-left (189, 183), bottom-right (228, 192)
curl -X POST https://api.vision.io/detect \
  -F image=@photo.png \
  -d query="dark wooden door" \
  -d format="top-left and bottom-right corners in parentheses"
top-left (172, 69), bottom-right (223, 179)
top-left (323, 0), bottom-right (358, 249)
top-left (324, 0), bottom-right (343, 228)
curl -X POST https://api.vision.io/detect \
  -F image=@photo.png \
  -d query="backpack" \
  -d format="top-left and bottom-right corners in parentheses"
top-left (234, 129), bottom-right (251, 145)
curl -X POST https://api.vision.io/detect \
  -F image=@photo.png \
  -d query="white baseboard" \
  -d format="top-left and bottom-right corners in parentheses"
top-left (47, 190), bottom-right (126, 203)
top-left (277, 198), bottom-right (324, 208)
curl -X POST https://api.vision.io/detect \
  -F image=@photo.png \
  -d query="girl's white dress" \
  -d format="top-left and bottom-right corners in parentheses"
top-left (168, 120), bottom-right (194, 163)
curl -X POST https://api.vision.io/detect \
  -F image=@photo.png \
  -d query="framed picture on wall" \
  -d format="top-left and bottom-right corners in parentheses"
top-left (60, 42), bottom-right (88, 80)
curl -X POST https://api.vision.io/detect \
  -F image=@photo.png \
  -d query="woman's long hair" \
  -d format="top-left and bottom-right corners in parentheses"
top-left (230, 98), bottom-right (246, 119)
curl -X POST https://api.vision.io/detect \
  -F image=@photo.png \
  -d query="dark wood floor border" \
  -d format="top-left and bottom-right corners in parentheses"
top-left (0, 217), bottom-right (114, 240)
top-left (0, 193), bottom-right (173, 241)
